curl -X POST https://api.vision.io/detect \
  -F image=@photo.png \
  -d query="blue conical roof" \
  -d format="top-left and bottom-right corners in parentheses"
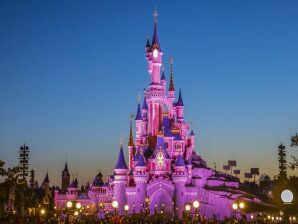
top-left (190, 130), bottom-right (195, 136)
top-left (176, 89), bottom-right (184, 106)
top-left (135, 103), bottom-right (143, 120)
top-left (142, 97), bottom-right (148, 110)
top-left (146, 37), bottom-right (150, 48)
top-left (136, 155), bottom-right (146, 167)
top-left (114, 145), bottom-right (128, 169)
top-left (151, 13), bottom-right (161, 51)
top-left (175, 155), bottom-right (185, 167)
top-left (161, 69), bottom-right (165, 81)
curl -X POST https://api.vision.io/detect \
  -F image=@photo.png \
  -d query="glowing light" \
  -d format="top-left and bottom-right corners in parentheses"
top-left (66, 201), bottom-right (73, 208)
top-left (185, 204), bottom-right (191, 211)
top-left (76, 202), bottom-right (81, 209)
top-left (193, 200), bottom-right (200, 209)
top-left (153, 49), bottom-right (158, 58)
top-left (267, 215), bottom-right (271, 219)
top-left (124, 205), bottom-right (129, 211)
top-left (74, 211), bottom-right (79, 216)
top-left (40, 209), bottom-right (45, 215)
top-left (112, 200), bottom-right (118, 208)
top-left (293, 216), bottom-right (296, 221)
top-left (232, 203), bottom-right (238, 210)
top-left (239, 202), bottom-right (245, 209)
top-left (281, 189), bottom-right (294, 203)
top-left (250, 215), bottom-right (254, 219)
top-left (145, 197), bottom-right (149, 203)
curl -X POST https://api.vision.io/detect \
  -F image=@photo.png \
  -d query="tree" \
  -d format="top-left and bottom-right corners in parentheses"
top-left (19, 144), bottom-right (30, 183)
top-left (29, 169), bottom-right (35, 189)
top-left (289, 133), bottom-right (298, 170)
top-left (278, 143), bottom-right (287, 181)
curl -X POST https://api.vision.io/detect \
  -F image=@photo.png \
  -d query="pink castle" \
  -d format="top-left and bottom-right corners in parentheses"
top-left (54, 11), bottom-right (264, 220)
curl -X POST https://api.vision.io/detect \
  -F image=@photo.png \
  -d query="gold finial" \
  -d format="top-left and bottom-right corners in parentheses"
top-left (130, 112), bottom-right (134, 120)
top-left (153, 9), bottom-right (158, 22)
top-left (120, 136), bottom-right (124, 146)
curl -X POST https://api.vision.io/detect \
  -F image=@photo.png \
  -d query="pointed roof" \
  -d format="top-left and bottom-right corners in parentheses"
top-left (151, 10), bottom-right (161, 51)
top-left (43, 172), bottom-right (49, 183)
top-left (135, 103), bottom-right (143, 120)
top-left (176, 89), bottom-right (184, 106)
top-left (62, 162), bottom-right (70, 176)
top-left (175, 155), bottom-right (185, 167)
top-left (190, 130), bottom-right (195, 136)
top-left (114, 145), bottom-right (128, 170)
top-left (69, 179), bottom-right (77, 188)
top-left (136, 154), bottom-right (146, 167)
top-left (146, 36), bottom-right (150, 48)
top-left (142, 97), bottom-right (148, 110)
top-left (128, 118), bottom-right (134, 147)
top-left (168, 56), bottom-right (175, 92)
top-left (161, 67), bottom-right (166, 81)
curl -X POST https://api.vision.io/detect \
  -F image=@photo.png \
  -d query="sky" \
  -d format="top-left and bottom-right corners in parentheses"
top-left (0, 1), bottom-right (298, 186)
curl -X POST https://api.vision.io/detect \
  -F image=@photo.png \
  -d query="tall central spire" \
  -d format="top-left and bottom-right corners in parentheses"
top-left (169, 56), bottom-right (175, 91)
top-left (151, 9), bottom-right (161, 51)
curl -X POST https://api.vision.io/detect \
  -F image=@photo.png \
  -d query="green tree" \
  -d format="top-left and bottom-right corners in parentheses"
top-left (278, 143), bottom-right (287, 181)
top-left (289, 133), bottom-right (298, 170)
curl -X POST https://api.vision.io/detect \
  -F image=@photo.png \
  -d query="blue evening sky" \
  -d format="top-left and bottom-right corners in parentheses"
top-left (0, 1), bottom-right (298, 186)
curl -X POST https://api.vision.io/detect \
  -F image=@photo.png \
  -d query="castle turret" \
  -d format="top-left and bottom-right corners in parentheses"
top-left (161, 67), bottom-right (166, 89)
top-left (176, 89), bottom-right (184, 122)
top-left (172, 155), bottom-right (188, 218)
top-left (168, 56), bottom-right (176, 119)
top-left (67, 179), bottom-right (78, 200)
top-left (134, 154), bottom-right (148, 213)
top-left (141, 92), bottom-right (148, 143)
top-left (135, 100), bottom-right (143, 145)
top-left (114, 142), bottom-right (128, 215)
top-left (128, 118), bottom-right (134, 170)
top-left (61, 162), bottom-right (70, 193)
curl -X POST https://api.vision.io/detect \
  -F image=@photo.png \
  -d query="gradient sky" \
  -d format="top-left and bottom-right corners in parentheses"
top-left (0, 1), bottom-right (298, 186)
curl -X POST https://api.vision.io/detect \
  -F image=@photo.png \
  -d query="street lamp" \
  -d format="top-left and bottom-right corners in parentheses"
top-left (76, 202), bottom-right (81, 209)
top-left (112, 200), bottom-right (118, 216)
top-left (281, 189), bottom-right (294, 204)
top-left (40, 209), bottom-right (46, 216)
top-left (66, 201), bottom-right (73, 208)
top-left (193, 200), bottom-right (200, 217)
top-left (124, 205), bottom-right (129, 215)
top-left (185, 204), bottom-right (191, 219)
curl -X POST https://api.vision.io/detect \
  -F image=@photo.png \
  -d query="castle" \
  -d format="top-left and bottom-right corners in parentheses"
top-left (54, 11), bottom-right (262, 220)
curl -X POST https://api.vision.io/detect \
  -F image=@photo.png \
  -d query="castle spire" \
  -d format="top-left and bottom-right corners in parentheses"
top-left (135, 95), bottom-right (143, 121)
top-left (161, 66), bottom-right (165, 80)
top-left (169, 56), bottom-right (175, 91)
top-left (145, 34), bottom-right (150, 49)
top-left (128, 114), bottom-right (134, 147)
top-left (63, 162), bottom-right (70, 176)
top-left (115, 142), bottom-right (128, 170)
top-left (151, 9), bottom-right (161, 51)
top-left (176, 88), bottom-right (184, 106)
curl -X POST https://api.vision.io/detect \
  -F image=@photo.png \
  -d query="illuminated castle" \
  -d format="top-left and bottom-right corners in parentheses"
top-left (54, 11), bottom-right (263, 220)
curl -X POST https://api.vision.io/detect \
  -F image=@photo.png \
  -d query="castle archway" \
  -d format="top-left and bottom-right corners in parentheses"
top-left (149, 189), bottom-right (173, 215)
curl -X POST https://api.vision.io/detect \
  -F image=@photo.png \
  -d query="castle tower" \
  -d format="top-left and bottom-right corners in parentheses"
top-left (133, 154), bottom-right (149, 213)
top-left (145, 10), bottom-right (166, 136)
top-left (114, 141), bottom-right (128, 215)
top-left (168, 56), bottom-right (176, 119)
top-left (135, 99), bottom-right (143, 146)
top-left (172, 155), bottom-right (188, 218)
top-left (128, 118), bottom-right (134, 170)
top-left (176, 89), bottom-right (184, 122)
top-left (61, 162), bottom-right (70, 193)
top-left (141, 93), bottom-right (148, 143)
top-left (67, 179), bottom-right (78, 200)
